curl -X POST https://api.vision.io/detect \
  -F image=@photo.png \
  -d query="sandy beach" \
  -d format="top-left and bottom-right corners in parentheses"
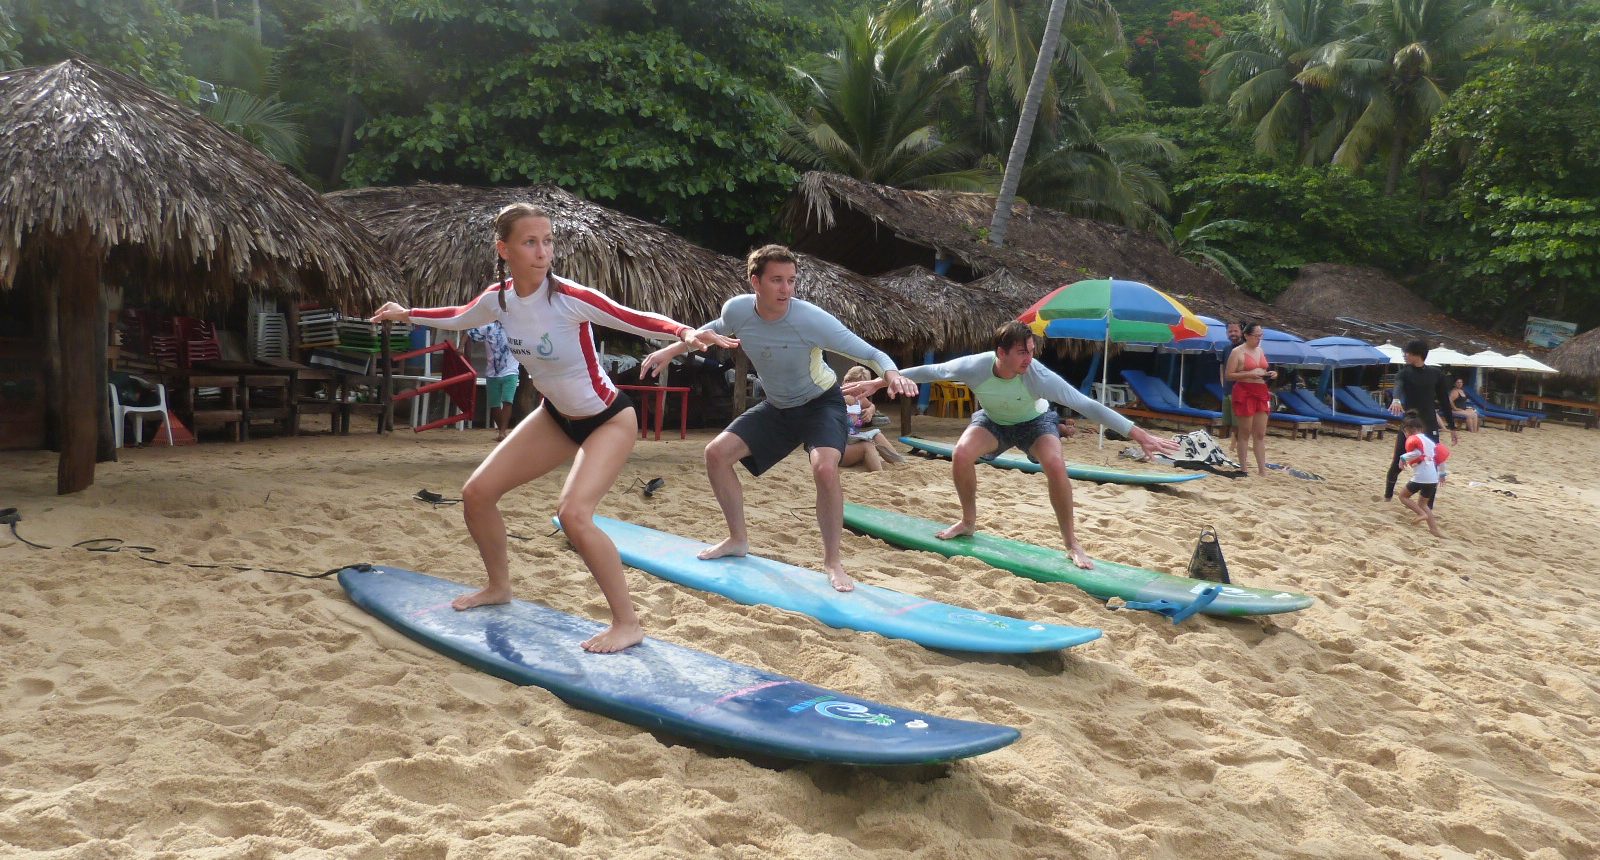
top-left (2, 417), bottom-right (1597, 858)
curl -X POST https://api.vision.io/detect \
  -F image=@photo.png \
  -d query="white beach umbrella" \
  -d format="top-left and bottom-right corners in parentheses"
top-left (1503, 353), bottom-right (1558, 374)
top-left (1376, 343), bottom-right (1405, 364)
top-left (1424, 346), bottom-right (1474, 366)
top-left (1461, 349), bottom-right (1512, 368)
top-left (1500, 352), bottom-right (1559, 401)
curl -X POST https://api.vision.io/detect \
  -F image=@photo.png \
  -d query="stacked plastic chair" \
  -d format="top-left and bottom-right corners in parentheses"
top-left (298, 307), bottom-right (341, 349)
top-left (337, 315), bottom-right (412, 355)
top-left (174, 317), bottom-right (222, 366)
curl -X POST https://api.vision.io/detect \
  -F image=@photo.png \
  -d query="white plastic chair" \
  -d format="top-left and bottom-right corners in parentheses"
top-left (108, 380), bottom-right (174, 448)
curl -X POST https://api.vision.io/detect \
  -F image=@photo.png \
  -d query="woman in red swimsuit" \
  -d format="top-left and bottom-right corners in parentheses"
top-left (1226, 322), bottom-right (1278, 476)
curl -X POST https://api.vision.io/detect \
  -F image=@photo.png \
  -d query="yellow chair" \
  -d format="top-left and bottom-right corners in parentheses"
top-left (930, 381), bottom-right (974, 418)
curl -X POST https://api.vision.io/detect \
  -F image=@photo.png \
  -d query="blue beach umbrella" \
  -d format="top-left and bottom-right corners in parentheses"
top-left (1307, 335), bottom-right (1389, 412)
top-left (1306, 336), bottom-right (1389, 367)
top-left (1258, 327), bottom-right (1316, 366)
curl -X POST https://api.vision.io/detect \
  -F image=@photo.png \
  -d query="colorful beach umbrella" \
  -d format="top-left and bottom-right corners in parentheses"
top-left (1018, 278), bottom-right (1206, 446)
top-left (1019, 279), bottom-right (1208, 343)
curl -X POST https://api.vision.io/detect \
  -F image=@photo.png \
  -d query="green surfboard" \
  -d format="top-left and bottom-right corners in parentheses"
top-left (843, 503), bottom-right (1314, 617)
top-left (900, 436), bottom-right (1206, 486)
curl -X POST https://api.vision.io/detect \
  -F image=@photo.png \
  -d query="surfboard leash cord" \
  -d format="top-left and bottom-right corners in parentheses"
top-left (0, 507), bottom-right (348, 580)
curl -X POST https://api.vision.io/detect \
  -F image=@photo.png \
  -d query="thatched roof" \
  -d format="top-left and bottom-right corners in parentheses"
top-left (1274, 264), bottom-right (1525, 354)
top-left (871, 265), bottom-right (1015, 351)
top-left (784, 171), bottom-right (1283, 329)
top-left (325, 183), bottom-right (918, 343)
top-left (966, 268), bottom-right (1040, 316)
top-left (0, 59), bottom-right (397, 311)
top-left (1547, 326), bottom-right (1600, 381)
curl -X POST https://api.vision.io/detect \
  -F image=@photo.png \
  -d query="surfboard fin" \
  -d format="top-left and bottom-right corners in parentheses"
top-left (1106, 585), bottom-right (1221, 624)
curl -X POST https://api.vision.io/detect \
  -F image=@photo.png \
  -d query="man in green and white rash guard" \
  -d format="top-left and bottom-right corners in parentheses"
top-left (847, 322), bottom-right (1178, 569)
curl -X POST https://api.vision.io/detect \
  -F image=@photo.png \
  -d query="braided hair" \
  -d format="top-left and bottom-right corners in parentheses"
top-left (492, 202), bottom-right (555, 311)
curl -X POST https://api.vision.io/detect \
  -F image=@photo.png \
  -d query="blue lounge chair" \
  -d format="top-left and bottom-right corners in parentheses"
top-left (1203, 383), bottom-right (1321, 440)
top-left (1335, 386), bottom-right (1404, 423)
top-left (1278, 388), bottom-right (1387, 439)
top-left (1461, 384), bottom-right (1541, 428)
top-left (1117, 369), bottom-right (1220, 429)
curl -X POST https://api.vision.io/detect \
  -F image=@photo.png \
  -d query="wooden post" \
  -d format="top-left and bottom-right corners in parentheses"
top-left (732, 348), bottom-right (749, 417)
top-left (95, 285), bottom-right (114, 462)
top-left (57, 223), bottom-right (102, 494)
top-left (43, 282), bottom-right (62, 451)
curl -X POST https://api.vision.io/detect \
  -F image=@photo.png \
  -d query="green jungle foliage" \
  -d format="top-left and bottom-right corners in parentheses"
top-left (4, 0), bottom-right (195, 97)
top-left (4, 0), bottom-right (1599, 329)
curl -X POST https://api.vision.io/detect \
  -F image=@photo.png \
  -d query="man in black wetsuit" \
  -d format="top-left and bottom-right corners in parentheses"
top-left (1385, 339), bottom-right (1459, 503)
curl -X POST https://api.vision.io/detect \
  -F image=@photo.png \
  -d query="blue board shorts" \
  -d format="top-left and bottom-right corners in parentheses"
top-left (971, 409), bottom-right (1060, 460)
top-left (484, 374), bottom-right (518, 409)
top-left (727, 386), bottom-right (850, 476)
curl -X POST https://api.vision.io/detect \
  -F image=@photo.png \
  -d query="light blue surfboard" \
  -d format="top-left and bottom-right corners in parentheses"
top-left (558, 516), bottom-right (1101, 653)
top-left (338, 565), bottom-right (1019, 764)
top-left (901, 436), bottom-right (1207, 485)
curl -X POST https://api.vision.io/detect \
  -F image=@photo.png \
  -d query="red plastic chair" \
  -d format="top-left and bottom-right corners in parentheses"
top-left (390, 342), bottom-right (478, 432)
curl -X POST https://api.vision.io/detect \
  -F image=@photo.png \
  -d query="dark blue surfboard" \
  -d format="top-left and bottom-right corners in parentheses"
top-left (338, 565), bottom-right (1020, 764)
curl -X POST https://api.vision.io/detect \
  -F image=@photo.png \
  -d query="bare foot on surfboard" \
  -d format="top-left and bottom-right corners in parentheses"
top-left (823, 562), bottom-right (855, 592)
top-left (697, 537), bottom-right (747, 560)
top-left (1067, 542), bottom-right (1095, 570)
top-left (581, 621), bottom-right (645, 653)
top-left (936, 520), bottom-right (975, 540)
top-left (452, 586), bottom-right (512, 611)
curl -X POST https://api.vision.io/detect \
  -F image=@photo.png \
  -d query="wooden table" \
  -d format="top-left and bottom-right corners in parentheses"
top-left (618, 384), bottom-right (690, 440)
top-left (1520, 394), bottom-right (1599, 428)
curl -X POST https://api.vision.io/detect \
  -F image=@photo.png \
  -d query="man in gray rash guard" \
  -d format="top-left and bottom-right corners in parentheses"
top-left (643, 245), bottom-right (916, 591)
top-left (847, 322), bottom-right (1178, 569)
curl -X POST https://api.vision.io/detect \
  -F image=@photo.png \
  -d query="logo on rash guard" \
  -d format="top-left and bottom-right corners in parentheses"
top-left (535, 333), bottom-right (556, 360)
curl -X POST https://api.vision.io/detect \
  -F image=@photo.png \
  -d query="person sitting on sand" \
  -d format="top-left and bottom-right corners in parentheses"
top-left (1397, 413), bottom-right (1446, 537)
top-left (841, 365), bottom-right (904, 471)
top-left (370, 202), bottom-right (736, 653)
top-left (845, 322), bottom-right (1179, 570)
top-left (641, 244), bottom-right (917, 593)
top-left (1449, 377), bottom-right (1481, 432)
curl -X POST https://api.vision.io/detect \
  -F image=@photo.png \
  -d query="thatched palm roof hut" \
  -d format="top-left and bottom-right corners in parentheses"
top-left (871, 266), bottom-right (1014, 351)
top-left (325, 183), bottom-right (918, 343)
top-left (0, 59), bottom-right (400, 493)
top-left (1547, 326), bottom-right (1600, 381)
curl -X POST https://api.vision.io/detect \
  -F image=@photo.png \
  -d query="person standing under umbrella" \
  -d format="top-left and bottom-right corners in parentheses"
top-left (1226, 322), bottom-right (1278, 476)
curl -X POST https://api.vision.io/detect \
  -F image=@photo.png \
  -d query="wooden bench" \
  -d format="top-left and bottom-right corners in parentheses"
top-left (1520, 395), bottom-right (1597, 429)
top-left (1268, 415), bottom-right (1320, 440)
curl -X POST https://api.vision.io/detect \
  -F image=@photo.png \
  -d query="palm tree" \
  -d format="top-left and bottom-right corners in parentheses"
top-left (1205, 0), bottom-right (1349, 165)
top-left (780, 10), bottom-right (992, 190)
top-left (207, 90), bottom-right (306, 166)
top-left (1017, 115), bottom-right (1179, 232)
top-left (1170, 203), bottom-right (1253, 283)
top-left (991, 0), bottom-right (1071, 245)
top-left (895, 0), bottom-right (1125, 138)
top-left (1328, 0), bottom-right (1509, 193)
